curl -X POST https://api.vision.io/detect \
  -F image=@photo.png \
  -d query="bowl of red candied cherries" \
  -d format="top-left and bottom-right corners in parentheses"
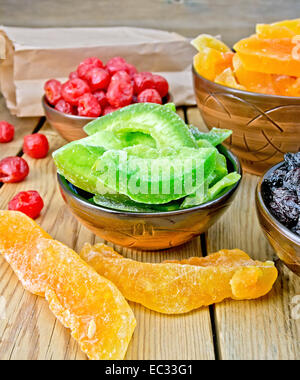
top-left (42, 56), bottom-right (171, 141)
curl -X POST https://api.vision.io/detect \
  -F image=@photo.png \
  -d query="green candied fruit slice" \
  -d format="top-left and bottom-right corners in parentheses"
top-left (81, 129), bottom-right (156, 150)
top-left (93, 194), bottom-right (182, 213)
top-left (206, 172), bottom-right (241, 201)
top-left (190, 126), bottom-right (232, 147)
top-left (93, 194), bottom-right (153, 213)
top-left (210, 153), bottom-right (228, 186)
top-left (164, 103), bottom-right (177, 113)
top-left (93, 147), bottom-right (217, 204)
top-left (181, 172), bottom-right (241, 208)
top-left (53, 143), bottom-right (109, 194)
top-left (84, 103), bottom-right (197, 149)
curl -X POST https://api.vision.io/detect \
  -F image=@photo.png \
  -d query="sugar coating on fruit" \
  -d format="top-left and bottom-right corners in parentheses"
top-left (80, 244), bottom-right (278, 315)
top-left (0, 211), bottom-right (136, 360)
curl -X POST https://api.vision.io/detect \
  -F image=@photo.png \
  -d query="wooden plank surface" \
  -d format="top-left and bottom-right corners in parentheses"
top-left (0, 96), bottom-right (41, 160)
top-left (0, 109), bottom-right (215, 360)
top-left (187, 107), bottom-right (300, 360)
top-left (1, 0), bottom-right (300, 45)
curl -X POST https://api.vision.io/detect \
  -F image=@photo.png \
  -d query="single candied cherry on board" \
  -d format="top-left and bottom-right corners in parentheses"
top-left (138, 89), bottom-right (162, 104)
top-left (152, 74), bottom-right (169, 98)
top-left (23, 134), bottom-right (50, 159)
top-left (44, 79), bottom-right (62, 105)
top-left (77, 93), bottom-right (102, 117)
top-left (0, 121), bottom-right (15, 143)
top-left (77, 57), bottom-right (104, 81)
top-left (0, 156), bottom-right (29, 183)
top-left (86, 67), bottom-right (111, 92)
top-left (8, 190), bottom-right (44, 219)
top-left (93, 90), bottom-right (109, 108)
top-left (61, 78), bottom-right (90, 106)
top-left (106, 71), bottom-right (133, 108)
top-left (133, 72), bottom-right (155, 94)
top-left (55, 99), bottom-right (74, 115)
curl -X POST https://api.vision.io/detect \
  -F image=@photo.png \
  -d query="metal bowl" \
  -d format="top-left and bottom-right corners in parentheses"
top-left (256, 162), bottom-right (300, 275)
top-left (58, 145), bottom-right (242, 251)
top-left (193, 67), bottom-right (300, 176)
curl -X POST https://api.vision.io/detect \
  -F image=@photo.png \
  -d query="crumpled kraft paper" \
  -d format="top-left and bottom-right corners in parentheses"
top-left (0, 26), bottom-right (196, 117)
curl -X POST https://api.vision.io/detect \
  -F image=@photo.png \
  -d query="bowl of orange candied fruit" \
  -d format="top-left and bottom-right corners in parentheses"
top-left (192, 19), bottom-right (300, 176)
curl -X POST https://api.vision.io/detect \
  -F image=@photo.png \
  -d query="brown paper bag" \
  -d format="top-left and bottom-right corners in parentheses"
top-left (0, 26), bottom-right (196, 117)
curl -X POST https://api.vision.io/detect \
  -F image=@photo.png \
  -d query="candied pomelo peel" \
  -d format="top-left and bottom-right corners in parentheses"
top-left (80, 244), bottom-right (278, 315)
top-left (0, 211), bottom-right (136, 360)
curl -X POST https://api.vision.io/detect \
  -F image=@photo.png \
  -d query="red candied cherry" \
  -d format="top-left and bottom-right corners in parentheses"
top-left (69, 71), bottom-right (79, 80)
top-left (126, 63), bottom-right (138, 78)
top-left (138, 89), bottom-right (162, 104)
top-left (77, 93), bottom-right (102, 117)
top-left (44, 79), bottom-right (62, 106)
top-left (133, 72), bottom-right (155, 94)
top-left (55, 99), bottom-right (74, 115)
top-left (153, 75), bottom-right (169, 98)
top-left (86, 67), bottom-right (111, 91)
top-left (93, 90), bottom-right (109, 108)
top-left (106, 71), bottom-right (133, 108)
top-left (8, 190), bottom-right (44, 219)
top-left (106, 57), bottom-right (129, 76)
top-left (0, 157), bottom-right (29, 183)
top-left (23, 134), bottom-right (49, 159)
top-left (77, 57), bottom-right (104, 80)
top-left (103, 106), bottom-right (121, 116)
top-left (61, 78), bottom-right (90, 106)
top-left (0, 121), bottom-right (15, 143)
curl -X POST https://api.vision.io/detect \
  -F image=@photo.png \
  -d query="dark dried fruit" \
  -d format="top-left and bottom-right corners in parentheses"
top-left (262, 152), bottom-right (300, 237)
top-left (269, 188), bottom-right (299, 226)
top-left (284, 152), bottom-right (300, 171)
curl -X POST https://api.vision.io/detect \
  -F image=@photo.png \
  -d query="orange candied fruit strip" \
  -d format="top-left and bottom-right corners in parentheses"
top-left (234, 34), bottom-right (300, 77)
top-left (215, 67), bottom-right (246, 90)
top-left (257, 19), bottom-right (300, 39)
top-left (233, 54), bottom-right (276, 95)
top-left (194, 48), bottom-right (234, 82)
top-left (80, 244), bottom-right (278, 315)
top-left (0, 211), bottom-right (136, 360)
top-left (233, 53), bottom-right (299, 96)
top-left (191, 34), bottom-right (231, 53)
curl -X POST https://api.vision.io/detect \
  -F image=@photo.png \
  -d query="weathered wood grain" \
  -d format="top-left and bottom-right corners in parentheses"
top-left (187, 107), bottom-right (300, 360)
top-left (0, 114), bottom-right (215, 360)
top-left (0, 96), bottom-right (40, 160)
top-left (1, 0), bottom-right (300, 45)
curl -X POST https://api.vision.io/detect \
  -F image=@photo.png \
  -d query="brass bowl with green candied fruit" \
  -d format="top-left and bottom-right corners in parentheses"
top-left (54, 103), bottom-right (242, 250)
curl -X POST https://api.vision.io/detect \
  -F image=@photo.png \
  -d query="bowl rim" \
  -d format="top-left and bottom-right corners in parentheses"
top-left (257, 161), bottom-right (300, 245)
top-left (192, 65), bottom-right (300, 101)
top-left (42, 95), bottom-right (96, 121)
top-left (58, 145), bottom-right (242, 218)
top-left (42, 93), bottom-right (174, 121)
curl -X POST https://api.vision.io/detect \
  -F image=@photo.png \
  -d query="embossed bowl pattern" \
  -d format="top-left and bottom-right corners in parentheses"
top-left (193, 67), bottom-right (300, 176)
top-left (58, 145), bottom-right (242, 251)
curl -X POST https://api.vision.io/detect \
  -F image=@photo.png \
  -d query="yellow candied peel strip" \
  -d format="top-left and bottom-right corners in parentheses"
top-left (80, 244), bottom-right (278, 315)
top-left (0, 211), bottom-right (136, 360)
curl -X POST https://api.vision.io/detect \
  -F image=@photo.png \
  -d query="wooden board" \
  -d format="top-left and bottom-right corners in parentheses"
top-left (0, 110), bottom-right (215, 360)
top-left (0, 101), bottom-right (299, 360)
top-left (1, 0), bottom-right (300, 45)
top-left (0, 96), bottom-right (41, 160)
top-left (188, 107), bottom-right (300, 360)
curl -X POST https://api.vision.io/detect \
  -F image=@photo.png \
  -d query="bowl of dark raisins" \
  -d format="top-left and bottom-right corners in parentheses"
top-left (256, 152), bottom-right (300, 276)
